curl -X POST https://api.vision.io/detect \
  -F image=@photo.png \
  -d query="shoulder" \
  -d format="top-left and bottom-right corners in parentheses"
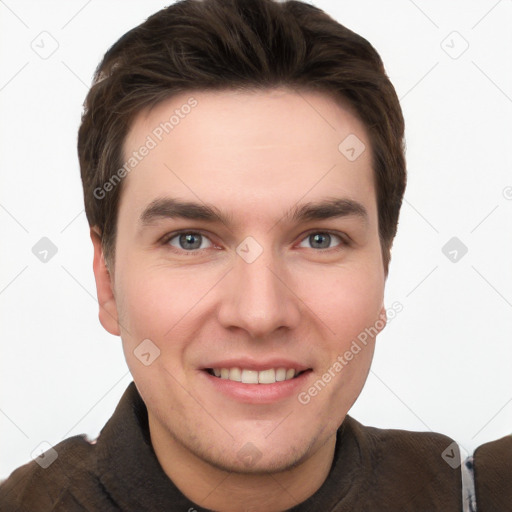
top-left (473, 433), bottom-right (512, 511)
top-left (348, 416), bottom-right (460, 467)
top-left (343, 416), bottom-right (462, 510)
top-left (0, 434), bottom-right (108, 512)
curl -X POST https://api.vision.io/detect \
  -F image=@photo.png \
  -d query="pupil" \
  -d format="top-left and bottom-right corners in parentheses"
top-left (180, 233), bottom-right (201, 250)
top-left (311, 233), bottom-right (330, 249)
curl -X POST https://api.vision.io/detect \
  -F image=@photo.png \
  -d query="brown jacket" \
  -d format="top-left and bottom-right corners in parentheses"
top-left (0, 382), bottom-right (508, 511)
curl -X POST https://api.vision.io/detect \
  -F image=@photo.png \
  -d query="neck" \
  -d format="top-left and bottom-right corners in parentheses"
top-left (148, 413), bottom-right (337, 511)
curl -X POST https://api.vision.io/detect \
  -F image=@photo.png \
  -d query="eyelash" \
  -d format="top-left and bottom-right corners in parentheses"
top-left (160, 229), bottom-right (349, 254)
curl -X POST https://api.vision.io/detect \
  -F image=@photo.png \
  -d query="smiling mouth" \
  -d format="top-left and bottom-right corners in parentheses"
top-left (204, 367), bottom-right (311, 384)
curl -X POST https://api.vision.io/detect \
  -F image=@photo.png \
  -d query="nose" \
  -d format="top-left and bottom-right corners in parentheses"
top-left (216, 243), bottom-right (302, 339)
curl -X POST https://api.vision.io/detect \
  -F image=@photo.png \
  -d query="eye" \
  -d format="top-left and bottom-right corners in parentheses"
top-left (297, 231), bottom-right (346, 250)
top-left (161, 230), bottom-right (347, 254)
top-left (165, 231), bottom-right (213, 252)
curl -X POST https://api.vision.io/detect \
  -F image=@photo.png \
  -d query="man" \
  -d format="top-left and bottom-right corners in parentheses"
top-left (0, 0), bottom-right (510, 510)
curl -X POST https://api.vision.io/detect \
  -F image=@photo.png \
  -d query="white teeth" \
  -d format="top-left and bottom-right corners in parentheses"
top-left (286, 368), bottom-right (295, 380)
top-left (258, 369), bottom-right (275, 384)
top-left (275, 368), bottom-right (287, 381)
top-left (241, 369), bottom-right (259, 384)
top-left (229, 367), bottom-right (242, 382)
top-left (210, 367), bottom-right (299, 384)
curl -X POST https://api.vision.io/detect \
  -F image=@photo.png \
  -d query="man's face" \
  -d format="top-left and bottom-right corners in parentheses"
top-left (95, 88), bottom-right (386, 473)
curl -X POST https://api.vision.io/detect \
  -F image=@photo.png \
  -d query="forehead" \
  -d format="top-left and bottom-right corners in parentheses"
top-left (120, 88), bottom-right (376, 226)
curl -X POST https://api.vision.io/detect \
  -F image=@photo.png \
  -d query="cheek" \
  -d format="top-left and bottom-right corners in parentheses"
top-left (114, 266), bottom-right (197, 395)
top-left (302, 263), bottom-right (384, 343)
top-left (115, 263), bottom-right (197, 335)
top-left (114, 263), bottom-right (222, 375)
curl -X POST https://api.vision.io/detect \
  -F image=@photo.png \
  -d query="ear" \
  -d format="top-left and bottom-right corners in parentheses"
top-left (90, 227), bottom-right (120, 336)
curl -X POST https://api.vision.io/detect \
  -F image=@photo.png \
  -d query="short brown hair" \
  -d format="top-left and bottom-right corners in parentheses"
top-left (78, 0), bottom-right (406, 273)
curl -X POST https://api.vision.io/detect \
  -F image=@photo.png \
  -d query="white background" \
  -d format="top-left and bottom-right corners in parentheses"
top-left (1, 0), bottom-right (511, 479)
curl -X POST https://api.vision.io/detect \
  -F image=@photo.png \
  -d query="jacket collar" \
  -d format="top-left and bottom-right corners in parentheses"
top-left (94, 381), bottom-right (365, 511)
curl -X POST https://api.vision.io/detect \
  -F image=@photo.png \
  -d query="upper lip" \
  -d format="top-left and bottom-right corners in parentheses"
top-left (201, 358), bottom-right (312, 372)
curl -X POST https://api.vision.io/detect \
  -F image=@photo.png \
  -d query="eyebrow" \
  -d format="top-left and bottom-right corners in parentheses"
top-left (139, 196), bottom-right (368, 228)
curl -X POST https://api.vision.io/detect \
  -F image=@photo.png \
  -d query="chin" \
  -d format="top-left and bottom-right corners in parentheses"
top-left (202, 442), bottom-right (311, 475)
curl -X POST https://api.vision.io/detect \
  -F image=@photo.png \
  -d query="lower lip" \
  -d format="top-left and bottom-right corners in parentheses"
top-left (200, 369), bottom-right (313, 404)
